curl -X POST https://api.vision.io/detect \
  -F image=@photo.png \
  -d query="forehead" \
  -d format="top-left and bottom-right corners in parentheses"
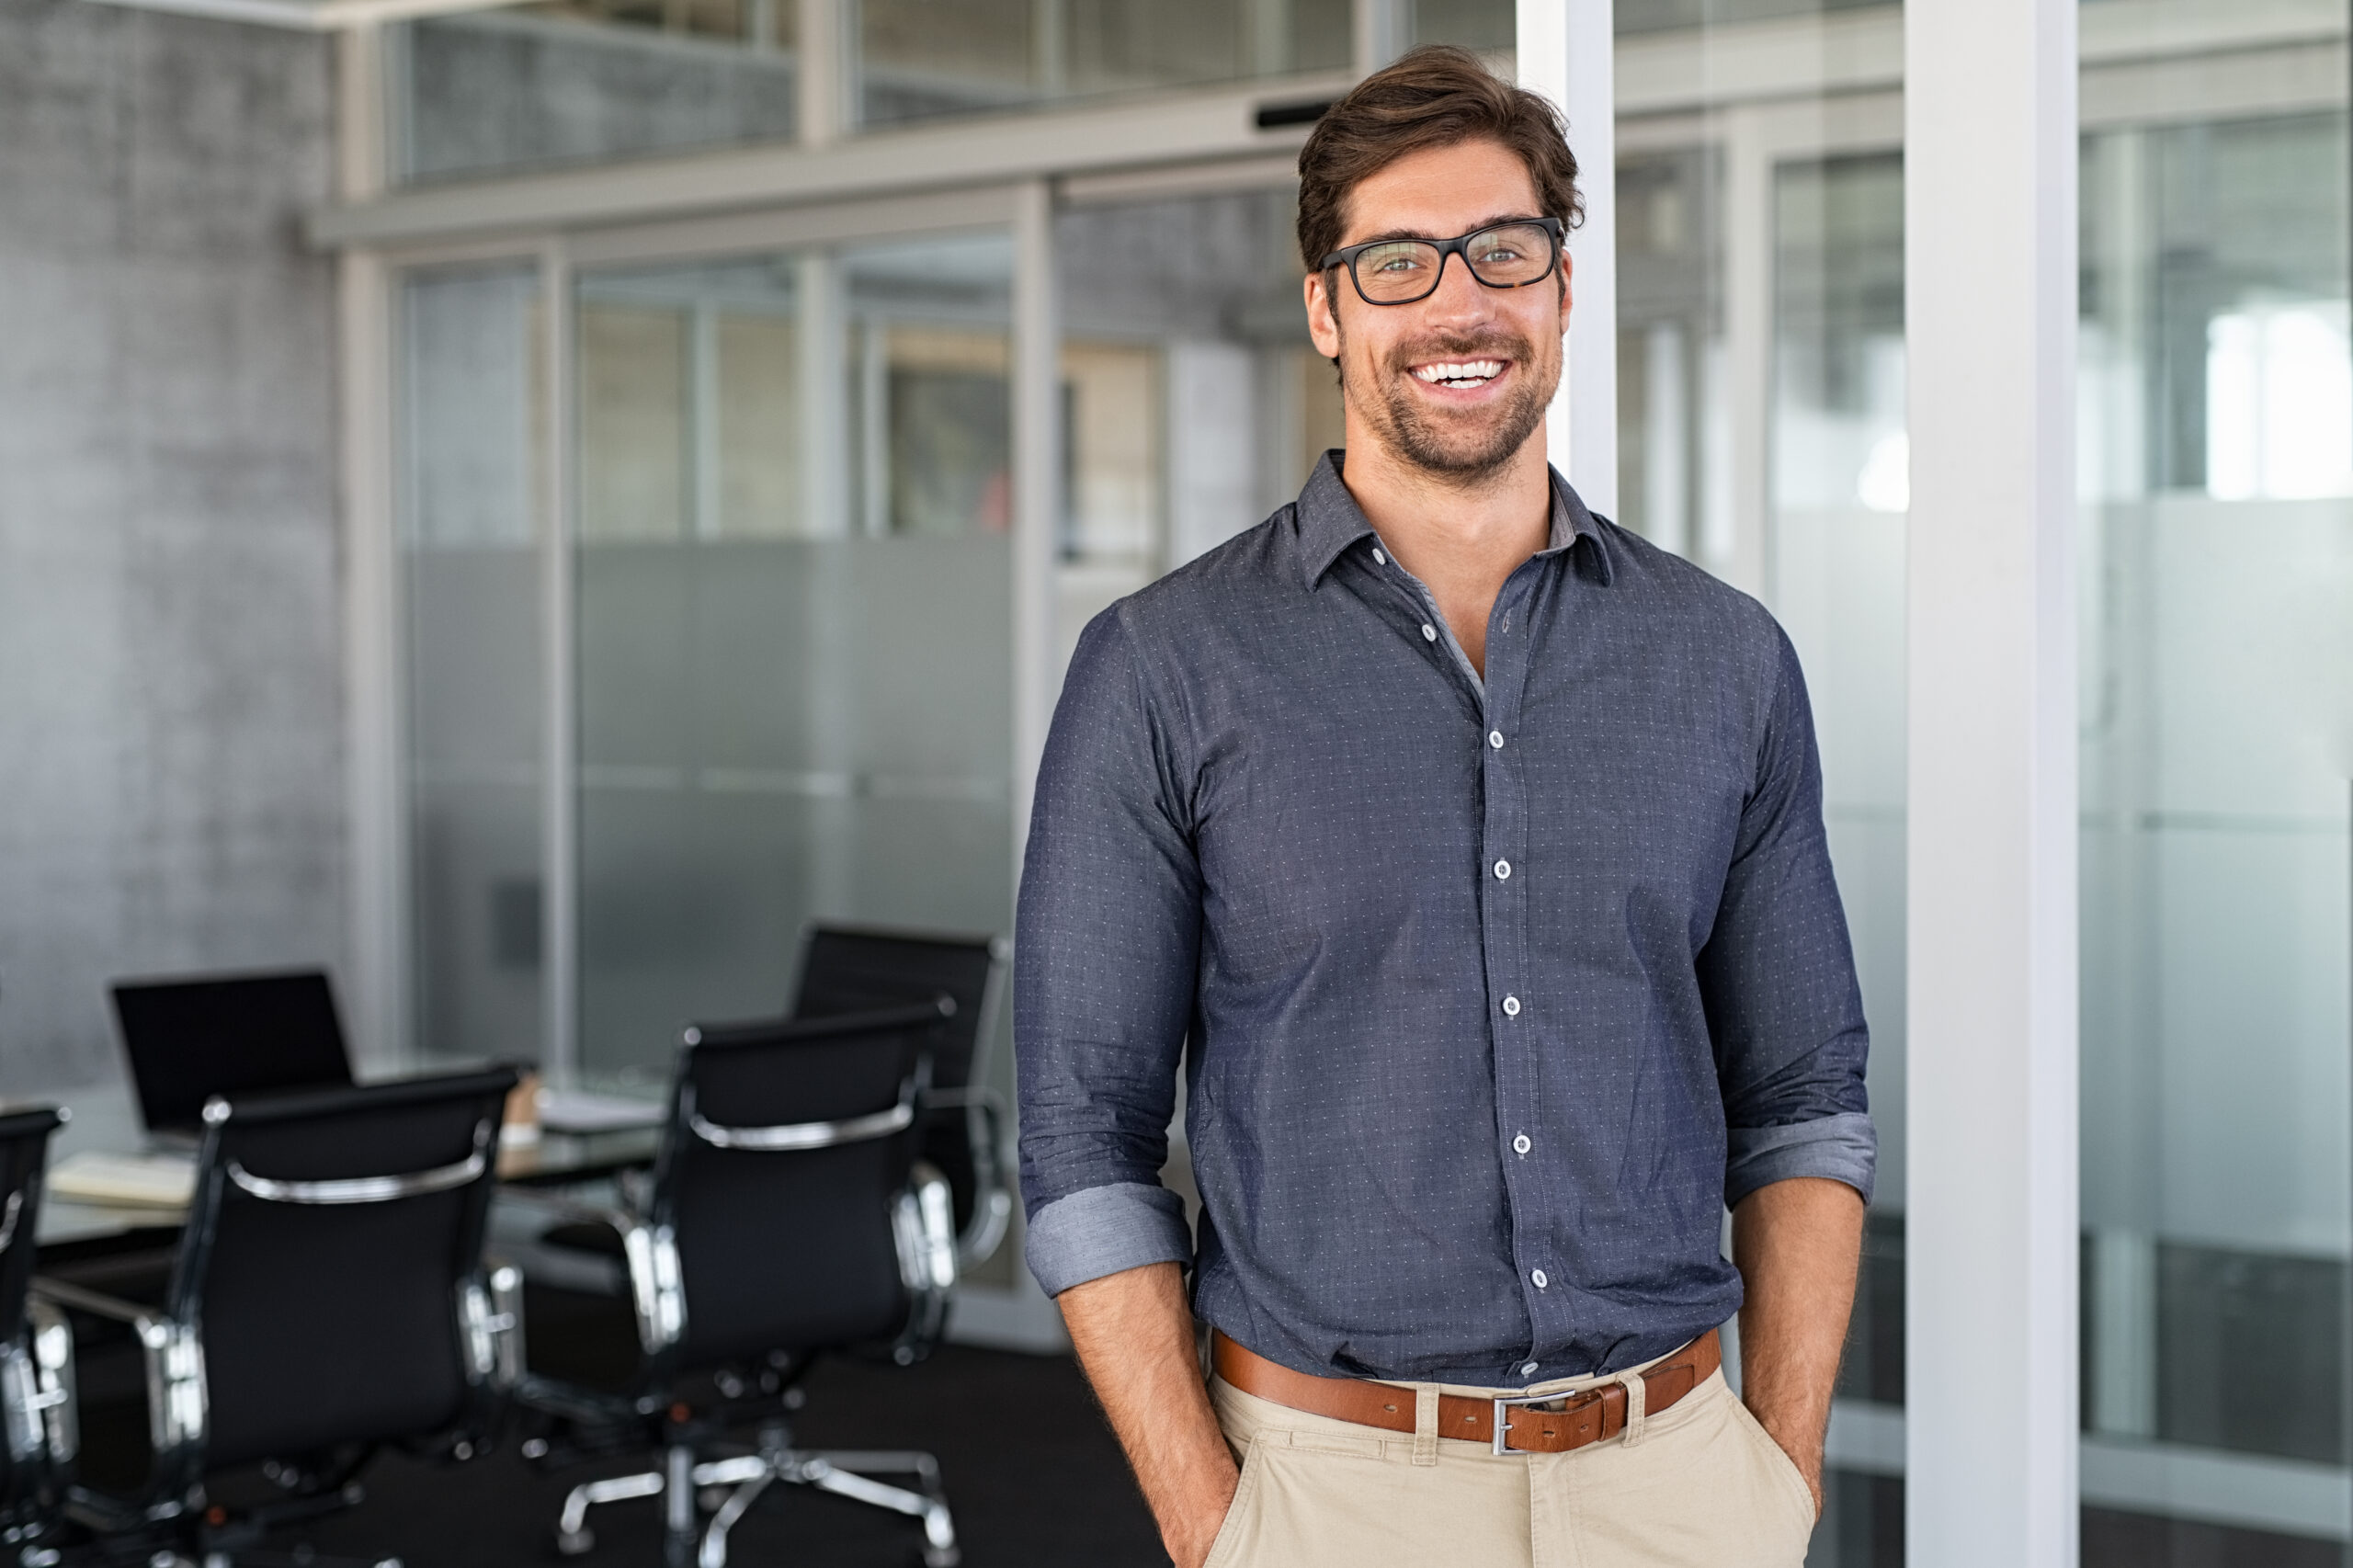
top-left (1339, 138), bottom-right (1543, 245)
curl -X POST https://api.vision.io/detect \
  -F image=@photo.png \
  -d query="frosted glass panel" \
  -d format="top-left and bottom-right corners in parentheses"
top-left (574, 236), bottom-right (1015, 1088)
top-left (2078, 93), bottom-right (2353, 1556)
top-left (401, 266), bottom-right (547, 1066)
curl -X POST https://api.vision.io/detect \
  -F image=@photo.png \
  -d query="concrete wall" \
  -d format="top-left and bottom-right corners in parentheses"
top-left (0, 0), bottom-right (341, 1095)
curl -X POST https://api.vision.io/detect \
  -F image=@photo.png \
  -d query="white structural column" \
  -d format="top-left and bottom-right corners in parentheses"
top-left (1517, 0), bottom-right (1618, 517)
top-left (1904, 0), bottom-right (2080, 1562)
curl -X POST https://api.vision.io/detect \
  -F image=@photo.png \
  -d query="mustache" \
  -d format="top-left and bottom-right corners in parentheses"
top-left (1384, 332), bottom-right (1531, 372)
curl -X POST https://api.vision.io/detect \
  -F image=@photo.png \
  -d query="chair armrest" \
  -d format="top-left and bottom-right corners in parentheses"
top-left (29, 1277), bottom-right (155, 1330)
top-left (33, 1276), bottom-right (207, 1471)
top-left (923, 1086), bottom-right (1013, 1267)
top-left (494, 1189), bottom-right (683, 1357)
top-left (461, 1258), bottom-right (527, 1391)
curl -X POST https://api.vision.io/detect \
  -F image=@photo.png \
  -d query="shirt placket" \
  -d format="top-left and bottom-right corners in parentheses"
top-left (1363, 539), bottom-right (1560, 1380)
top-left (1479, 562), bottom-right (1553, 1380)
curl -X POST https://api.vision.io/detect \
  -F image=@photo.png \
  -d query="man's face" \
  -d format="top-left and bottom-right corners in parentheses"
top-left (1305, 138), bottom-right (1569, 481)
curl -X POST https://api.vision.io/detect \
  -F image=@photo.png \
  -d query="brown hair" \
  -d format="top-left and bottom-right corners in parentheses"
top-left (1295, 45), bottom-right (1584, 276)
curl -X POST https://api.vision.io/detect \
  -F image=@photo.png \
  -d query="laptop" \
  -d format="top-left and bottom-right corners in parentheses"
top-left (109, 969), bottom-right (356, 1140)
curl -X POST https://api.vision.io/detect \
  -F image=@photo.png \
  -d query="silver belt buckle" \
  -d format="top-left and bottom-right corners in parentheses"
top-left (1490, 1390), bottom-right (1570, 1457)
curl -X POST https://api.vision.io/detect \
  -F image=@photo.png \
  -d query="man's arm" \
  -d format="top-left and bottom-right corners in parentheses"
top-left (1060, 1263), bottom-right (1239, 1568)
top-left (1731, 1176), bottom-right (1865, 1516)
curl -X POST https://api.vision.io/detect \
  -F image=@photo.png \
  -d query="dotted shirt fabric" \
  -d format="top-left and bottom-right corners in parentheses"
top-left (1015, 451), bottom-right (1874, 1386)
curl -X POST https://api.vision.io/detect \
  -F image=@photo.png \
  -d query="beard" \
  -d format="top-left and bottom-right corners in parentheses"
top-left (1337, 323), bottom-right (1558, 482)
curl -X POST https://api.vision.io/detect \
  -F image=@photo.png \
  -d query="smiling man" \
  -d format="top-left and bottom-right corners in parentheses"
top-left (1015, 46), bottom-right (1872, 1568)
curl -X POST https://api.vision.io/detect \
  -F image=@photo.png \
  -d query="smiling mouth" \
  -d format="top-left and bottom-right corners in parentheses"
top-left (1411, 358), bottom-right (1508, 390)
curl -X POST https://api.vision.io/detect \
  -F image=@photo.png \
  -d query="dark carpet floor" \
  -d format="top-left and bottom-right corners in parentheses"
top-left (73, 1333), bottom-right (1165, 1568)
top-left (308, 1344), bottom-right (1164, 1568)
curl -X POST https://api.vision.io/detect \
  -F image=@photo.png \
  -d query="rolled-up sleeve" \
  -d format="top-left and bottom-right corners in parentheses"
top-left (1016, 608), bottom-right (1202, 1296)
top-left (1698, 627), bottom-right (1877, 1210)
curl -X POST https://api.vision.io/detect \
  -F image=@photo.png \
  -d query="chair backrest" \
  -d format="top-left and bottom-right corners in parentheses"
top-left (0, 1110), bottom-right (63, 1354)
top-left (648, 1003), bottom-right (949, 1377)
top-left (0, 1108), bottom-right (64, 1520)
top-left (171, 1067), bottom-right (517, 1472)
top-left (790, 926), bottom-right (1002, 1096)
top-left (790, 925), bottom-right (1005, 1237)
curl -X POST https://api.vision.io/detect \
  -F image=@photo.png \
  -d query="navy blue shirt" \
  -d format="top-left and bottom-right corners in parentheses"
top-left (1016, 454), bottom-right (1873, 1386)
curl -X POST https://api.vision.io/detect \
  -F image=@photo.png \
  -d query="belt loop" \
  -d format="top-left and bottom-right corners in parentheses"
top-left (1612, 1369), bottom-right (1648, 1449)
top-left (1413, 1385), bottom-right (1440, 1466)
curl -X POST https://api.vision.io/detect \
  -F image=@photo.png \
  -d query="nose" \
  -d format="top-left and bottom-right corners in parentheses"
top-left (1421, 248), bottom-right (1497, 328)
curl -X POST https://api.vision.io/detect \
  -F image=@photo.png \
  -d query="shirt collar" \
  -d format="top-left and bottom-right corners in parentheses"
top-left (1293, 449), bottom-right (1608, 590)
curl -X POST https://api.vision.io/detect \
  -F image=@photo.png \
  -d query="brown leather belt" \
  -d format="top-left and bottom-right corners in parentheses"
top-left (1211, 1328), bottom-right (1721, 1456)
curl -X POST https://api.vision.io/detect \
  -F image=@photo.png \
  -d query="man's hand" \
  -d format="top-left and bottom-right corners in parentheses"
top-left (1059, 1262), bottom-right (1240, 1568)
top-left (1731, 1176), bottom-right (1866, 1517)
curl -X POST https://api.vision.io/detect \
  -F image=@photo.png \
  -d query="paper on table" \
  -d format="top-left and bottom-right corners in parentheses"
top-left (536, 1087), bottom-right (665, 1135)
top-left (50, 1149), bottom-right (196, 1209)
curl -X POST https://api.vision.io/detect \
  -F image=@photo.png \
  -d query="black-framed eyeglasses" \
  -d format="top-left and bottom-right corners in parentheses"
top-left (1320, 217), bottom-right (1565, 306)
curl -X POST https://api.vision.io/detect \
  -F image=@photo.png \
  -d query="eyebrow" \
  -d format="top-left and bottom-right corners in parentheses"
top-left (1350, 214), bottom-right (1544, 246)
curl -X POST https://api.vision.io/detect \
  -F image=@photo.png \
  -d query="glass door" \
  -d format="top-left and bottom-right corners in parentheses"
top-left (2076, 23), bottom-right (2353, 1558)
top-left (569, 232), bottom-right (1017, 1092)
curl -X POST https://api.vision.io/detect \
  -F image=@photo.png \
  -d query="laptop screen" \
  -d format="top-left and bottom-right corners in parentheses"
top-left (110, 970), bottom-right (355, 1132)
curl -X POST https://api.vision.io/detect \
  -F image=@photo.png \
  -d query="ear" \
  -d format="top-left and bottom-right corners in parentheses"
top-left (1305, 269), bottom-right (1344, 360)
top-left (1557, 249), bottom-right (1574, 341)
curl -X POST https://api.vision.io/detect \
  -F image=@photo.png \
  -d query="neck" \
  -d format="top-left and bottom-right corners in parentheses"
top-left (1337, 425), bottom-right (1554, 677)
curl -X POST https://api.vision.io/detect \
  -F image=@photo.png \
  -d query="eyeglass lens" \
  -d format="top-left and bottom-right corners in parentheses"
top-left (1352, 223), bottom-right (1556, 303)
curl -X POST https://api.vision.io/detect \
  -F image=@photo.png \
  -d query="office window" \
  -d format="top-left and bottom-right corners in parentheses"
top-left (857, 0), bottom-right (1350, 130)
top-left (392, 3), bottom-right (799, 185)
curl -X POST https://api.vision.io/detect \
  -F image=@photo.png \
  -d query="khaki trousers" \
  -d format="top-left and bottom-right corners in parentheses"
top-left (1203, 1343), bottom-right (1816, 1568)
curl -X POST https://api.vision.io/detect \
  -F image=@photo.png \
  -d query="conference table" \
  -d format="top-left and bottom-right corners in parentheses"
top-left (26, 1080), bottom-right (664, 1259)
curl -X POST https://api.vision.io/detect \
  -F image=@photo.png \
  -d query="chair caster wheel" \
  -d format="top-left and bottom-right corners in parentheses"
top-left (551, 1526), bottom-right (595, 1557)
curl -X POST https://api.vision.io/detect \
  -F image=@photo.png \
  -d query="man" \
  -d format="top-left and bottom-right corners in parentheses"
top-left (1016, 46), bottom-right (1872, 1568)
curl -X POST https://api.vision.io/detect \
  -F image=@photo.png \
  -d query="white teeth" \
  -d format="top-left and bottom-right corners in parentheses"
top-left (1413, 359), bottom-right (1505, 385)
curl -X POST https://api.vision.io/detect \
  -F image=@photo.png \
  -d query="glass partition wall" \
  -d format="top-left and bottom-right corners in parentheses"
top-left (571, 234), bottom-right (1018, 1093)
top-left (2075, 14), bottom-right (2353, 1559)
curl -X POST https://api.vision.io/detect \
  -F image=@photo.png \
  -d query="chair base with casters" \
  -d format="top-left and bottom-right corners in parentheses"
top-left (538, 1412), bottom-right (958, 1568)
top-left (510, 1003), bottom-right (967, 1568)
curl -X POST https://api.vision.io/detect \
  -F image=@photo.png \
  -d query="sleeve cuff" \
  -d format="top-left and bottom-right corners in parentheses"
top-left (1023, 1182), bottom-right (1195, 1297)
top-left (1725, 1110), bottom-right (1877, 1209)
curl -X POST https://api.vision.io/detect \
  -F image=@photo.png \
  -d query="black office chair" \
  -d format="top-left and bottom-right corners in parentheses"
top-left (515, 1001), bottom-right (962, 1568)
top-left (36, 1069), bottom-right (522, 1566)
top-left (0, 1108), bottom-right (74, 1567)
top-left (789, 924), bottom-right (1010, 1267)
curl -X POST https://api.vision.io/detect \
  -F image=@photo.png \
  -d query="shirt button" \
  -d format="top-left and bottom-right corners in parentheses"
top-left (1494, 858), bottom-right (1511, 880)
top-left (1488, 730), bottom-right (1505, 749)
top-left (1372, 547), bottom-right (1387, 565)
top-left (1531, 1269), bottom-right (1550, 1290)
top-left (1520, 1361), bottom-right (1540, 1377)
top-left (1421, 623), bottom-right (1438, 642)
top-left (1503, 995), bottom-right (1521, 1017)
top-left (1512, 1132), bottom-right (1531, 1154)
